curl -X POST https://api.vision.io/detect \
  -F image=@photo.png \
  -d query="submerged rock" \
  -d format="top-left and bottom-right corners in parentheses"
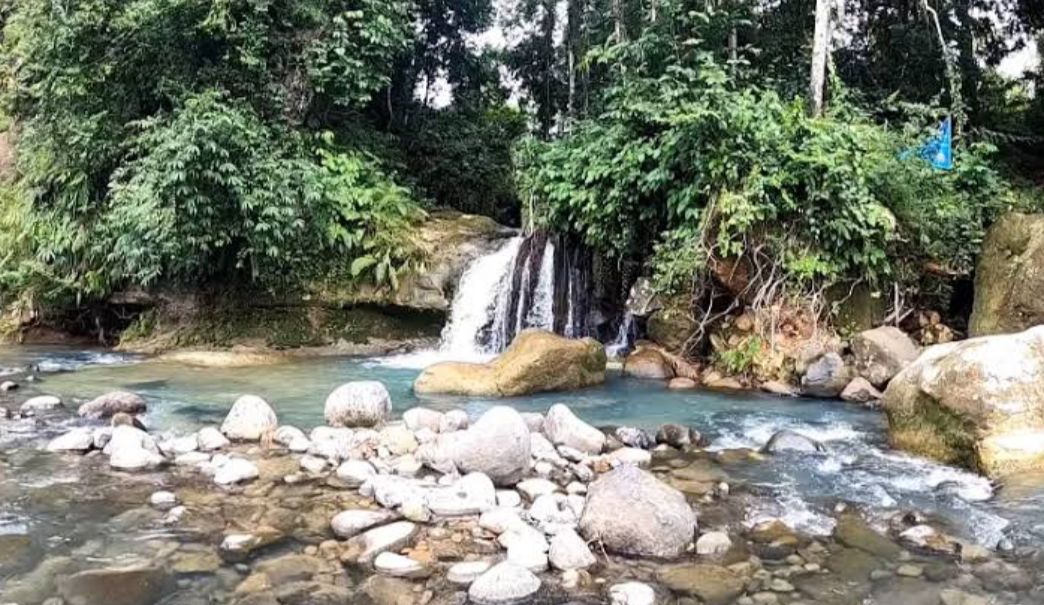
top-left (220, 395), bottom-right (278, 441)
top-left (46, 427), bottom-right (94, 452)
top-left (77, 391), bottom-right (146, 419)
top-left (324, 381), bottom-right (392, 428)
top-left (57, 565), bottom-right (171, 605)
top-left (580, 465), bottom-right (696, 558)
top-left (20, 395), bottom-right (62, 413)
top-left (451, 406), bottom-right (531, 486)
top-left (657, 564), bottom-right (745, 605)
top-left (414, 330), bottom-right (606, 397)
top-left (761, 430), bottom-right (825, 454)
top-left (883, 325), bottom-right (1044, 476)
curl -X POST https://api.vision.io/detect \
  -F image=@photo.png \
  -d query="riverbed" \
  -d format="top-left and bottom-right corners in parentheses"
top-left (1, 346), bottom-right (1043, 605)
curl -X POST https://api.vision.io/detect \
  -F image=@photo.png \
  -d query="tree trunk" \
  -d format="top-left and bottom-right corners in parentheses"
top-left (613, 0), bottom-right (626, 43)
top-left (809, 0), bottom-right (832, 117)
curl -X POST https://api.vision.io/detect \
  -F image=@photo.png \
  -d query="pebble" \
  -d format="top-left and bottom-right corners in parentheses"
top-left (373, 552), bottom-right (430, 579)
top-left (149, 491), bottom-right (178, 510)
top-left (468, 562), bottom-right (541, 605)
top-left (496, 490), bottom-right (522, 508)
top-left (696, 531), bottom-right (732, 556)
top-left (769, 579), bottom-right (794, 592)
top-left (896, 564), bottom-right (923, 578)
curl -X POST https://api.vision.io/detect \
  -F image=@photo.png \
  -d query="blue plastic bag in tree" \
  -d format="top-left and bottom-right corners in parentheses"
top-left (920, 117), bottom-right (953, 170)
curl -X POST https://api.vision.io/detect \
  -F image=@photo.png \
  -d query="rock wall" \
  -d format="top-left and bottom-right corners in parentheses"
top-left (969, 213), bottom-right (1044, 337)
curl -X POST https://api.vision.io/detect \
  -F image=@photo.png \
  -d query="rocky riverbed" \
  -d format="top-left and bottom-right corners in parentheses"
top-left (2, 366), bottom-right (1043, 605)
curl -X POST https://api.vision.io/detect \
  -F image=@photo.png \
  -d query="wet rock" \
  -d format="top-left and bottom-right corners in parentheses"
top-left (667, 377), bottom-right (699, 390)
top-left (834, 513), bottom-right (902, 559)
top-left (801, 352), bottom-right (851, 398)
top-left (851, 326), bottom-right (920, 387)
top-left (46, 427), bottom-right (95, 452)
top-left (0, 556), bottom-right (76, 604)
top-left (330, 509), bottom-right (400, 539)
top-left (77, 391), bottom-right (147, 419)
top-left (451, 406), bottom-right (531, 486)
top-left (623, 347), bottom-right (675, 380)
top-left (609, 582), bottom-right (656, 605)
top-left (696, 531), bottom-right (733, 556)
top-left (657, 564), bottom-right (746, 605)
top-left (415, 330), bottom-right (606, 397)
top-left (214, 458), bottom-right (260, 485)
top-left (548, 528), bottom-right (596, 570)
top-left (220, 395), bottom-right (278, 441)
top-left (939, 589), bottom-right (990, 605)
top-left (20, 395), bottom-right (62, 413)
top-left (325, 381), bottom-right (392, 428)
top-left (58, 565), bottom-right (171, 605)
top-left (824, 547), bottom-right (880, 581)
top-left (374, 552), bottom-right (430, 578)
top-left (883, 325), bottom-right (1044, 476)
top-left (0, 534), bottom-right (33, 576)
top-left (615, 426), bottom-right (655, 449)
top-left (220, 529), bottom-right (285, 563)
top-left (171, 550), bottom-right (222, 574)
top-left (580, 465), bottom-right (696, 558)
top-left (656, 423), bottom-right (702, 449)
top-left (197, 426), bottom-right (230, 451)
top-left (360, 575), bottom-right (417, 605)
top-left (346, 521), bottom-right (419, 564)
top-left (761, 380), bottom-right (798, 397)
top-left (468, 562), bottom-right (541, 605)
top-left (336, 459), bottom-right (377, 487)
top-left (447, 560), bottom-right (492, 585)
top-left (255, 553), bottom-right (323, 584)
top-left (545, 404), bottom-right (606, 454)
top-left (760, 430), bottom-right (824, 454)
top-left (840, 377), bottom-right (883, 404)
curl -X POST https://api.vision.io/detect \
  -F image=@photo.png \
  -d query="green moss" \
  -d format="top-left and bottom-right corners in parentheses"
top-left (886, 395), bottom-right (979, 470)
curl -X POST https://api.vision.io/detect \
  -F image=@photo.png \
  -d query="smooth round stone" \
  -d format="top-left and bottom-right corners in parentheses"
top-left (507, 543), bottom-right (549, 573)
top-left (20, 395), bottom-right (62, 412)
top-left (149, 491), bottom-right (178, 511)
top-left (197, 427), bottom-right (230, 451)
top-left (336, 459), bottom-right (376, 486)
top-left (213, 458), bottom-right (259, 485)
top-left (46, 428), bottom-right (94, 452)
top-left (448, 560), bottom-right (493, 585)
top-left (496, 490), bottom-right (522, 508)
top-left (696, 531), bottom-right (733, 556)
top-left (468, 562), bottom-right (541, 605)
top-left (331, 509), bottom-right (399, 539)
top-left (609, 582), bottom-right (656, 605)
top-left (373, 552), bottom-right (430, 579)
top-left (299, 455), bottom-right (329, 474)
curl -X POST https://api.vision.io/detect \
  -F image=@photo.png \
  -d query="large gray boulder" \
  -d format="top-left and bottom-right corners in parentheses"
top-left (324, 381), bottom-right (392, 428)
top-left (220, 395), bottom-right (278, 441)
top-left (77, 391), bottom-right (146, 419)
top-left (579, 465), bottom-right (696, 558)
top-left (883, 325), bottom-right (1044, 477)
top-left (800, 352), bottom-right (851, 398)
top-left (970, 213), bottom-right (1044, 336)
top-left (452, 406), bottom-right (531, 486)
top-left (851, 326), bottom-right (919, 387)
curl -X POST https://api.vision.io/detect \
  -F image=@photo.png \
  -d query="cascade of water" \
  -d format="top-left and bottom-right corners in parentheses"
top-left (605, 313), bottom-right (636, 358)
top-left (438, 236), bottom-right (523, 360)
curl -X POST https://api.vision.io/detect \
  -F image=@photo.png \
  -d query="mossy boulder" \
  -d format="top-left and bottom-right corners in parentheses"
top-left (970, 213), bottom-right (1044, 336)
top-left (882, 326), bottom-right (1044, 477)
top-left (414, 330), bottom-right (606, 397)
top-left (646, 296), bottom-right (697, 354)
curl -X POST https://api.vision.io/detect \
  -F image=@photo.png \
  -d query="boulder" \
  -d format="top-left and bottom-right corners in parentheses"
top-left (220, 395), bottom-right (278, 441)
top-left (197, 427), bottom-right (230, 451)
top-left (761, 430), bottom-right (825, 454)
top-left (800, 352), bottom-right (851, 398)
top-left (324, 381), bottom-right (392, 428)
top-left (883, 326), bottom-right (1044, 476)
top-left (106, 425), bottom-right (164, 471)
top-left (58, 565), bottom-right (171, 605)
top-left (468, 562), bottom-right (541, 605)
top-left (77, 391), bottom-right (146, 419)
top-left (451, 406), bottom-right (531, 485)
top-left (622, 347), bottom-right (675, 380)
top-left (414, 330), bottom-right (606, 397)
top-left (579, 465), bottom-right (696, 558)
top-left (46, 428), bottom-right (94, 452)
top-left (544, 404), bottom-right (605, 454)
top-left (851, 326), bottom-right (920, 387)
top-left (969, 213), bottom-right (1044, 336)
top-left (840, 377), bottom-right (883, 404)
top-left (646, 297), bottom-right (696, 353)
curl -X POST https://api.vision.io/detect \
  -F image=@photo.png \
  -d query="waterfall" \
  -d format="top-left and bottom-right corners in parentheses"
top-left (378, 230), bottom-right (606, 369)
top-left (605, 313), bottom-right (636, 359)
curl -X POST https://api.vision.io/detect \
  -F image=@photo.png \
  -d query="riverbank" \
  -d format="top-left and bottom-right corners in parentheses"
top-left (1, 346), bottom-right (1042, 605)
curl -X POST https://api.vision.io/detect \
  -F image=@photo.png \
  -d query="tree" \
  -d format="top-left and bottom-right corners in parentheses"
top-left (810, 0), bottom-right (832, 116)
